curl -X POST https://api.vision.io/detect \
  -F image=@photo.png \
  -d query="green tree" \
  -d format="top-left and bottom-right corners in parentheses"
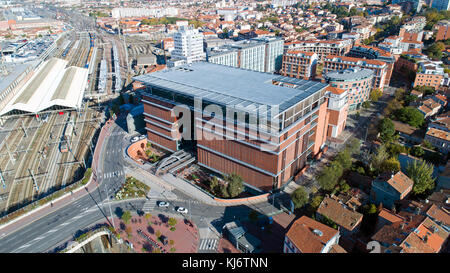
top-left (363, 203), bottom-right (378, 215)
top-left (219, 184), bottom-right (229, 198)
top-left (406, 160), bottom-right (435, 195)
top-left (209, 176), bottom-right (219, 192)
top-left (411, 146), bottom-right (425, 157)
top-left (346, 137), bottom-right (361, 155)
top-left (380, 157), bottom-right (401, 173)
top-left (225, 173), bottom-right (244, 198)
top-left (168, 218), bottom-right (177, 227)
top-left (378, 118), bottom-right (396, 143)
top-left (395, 107), bottom-right (425, 128)
top-left (339, 180), bottom-right (350, 193)
top-left (291, 186), bottom-right (309, 209)
top-left (317, 161), bottom-right (343, 191)
top-left (370, 88), bottom-right (383, 102)
top-left (121, 210), bottom-right (132, 224)
top-left (371, 145), bottom-right (390, 171)
top-left (309, 195), bottom-right (324, 212)
top-left (335, 149), bottom-right (352, 170)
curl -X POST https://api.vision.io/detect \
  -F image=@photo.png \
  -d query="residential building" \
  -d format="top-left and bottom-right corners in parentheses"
top-left (284, 216), bottom-right (341, 253)
top-left (424, 127), bottom-right (450, 154)
top-left (347, 45), bottom-right (395, 87)
top-left (281, 50), bottom-right (318, 80)
top-left (393, 120), bottom-right (424, 144)
top-left (323, 68), bottom-right (374, 111)
top-left (325, 86), bottom-right (349, 139)
top-left (323, 55), bottom-right (388, 91)
top-left (371, 171), bottom-right (414, 209)
top-left (391, 0), bottom-right (423, 13)
top-left (413, 60), bottom-right (447, 90)
top-left (206, 37), bottom-right (284, 73)
top-left (372, 211), bottom-right (449, 253)
top-left (135, 62), bottom-right (331, 192)
top-left (168, 24), bottom-right (206, 67)
top-left (284, 39), bottom-right (353, 61)
top-left (435, 20), bottom-right (450, 41)
top-left (316, 196), bottom-right (364, 236)
top-left (418, 98), bottom-right (442, 118)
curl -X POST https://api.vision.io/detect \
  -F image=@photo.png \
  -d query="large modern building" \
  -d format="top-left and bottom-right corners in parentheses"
top-left (135, 62), bottom-right (331, 192)
top-left (323, 68), bottom-right (374, 111)
top-left (168, 24), bottom-right (206, 67)
top-left (323, 55), bottom-right (388, 91)
top-left (206, 37), bottom-right (284, 73)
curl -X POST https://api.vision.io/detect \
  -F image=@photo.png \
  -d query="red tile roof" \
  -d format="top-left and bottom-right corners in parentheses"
top-left (286, 216), bottom-right (338, 253)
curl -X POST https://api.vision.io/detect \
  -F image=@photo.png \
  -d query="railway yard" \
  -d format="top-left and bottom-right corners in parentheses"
top-left (0, 105), bottom-right (102, 214)
top-left (0, 27), bottom-right (106, 215)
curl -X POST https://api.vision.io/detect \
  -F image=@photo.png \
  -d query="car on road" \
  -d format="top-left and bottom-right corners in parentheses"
top-left (176, 207), bottom-right (188, 214)
top-left (131, 136), bottom-right (139, 143)
top-left (158, 201), bottom-right (170, 207)
top-left (139, 135), bottom-right (146, 140)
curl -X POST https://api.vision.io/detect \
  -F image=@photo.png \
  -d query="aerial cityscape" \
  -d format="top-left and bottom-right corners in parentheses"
top-left (0, 0), bottom-right (450, 260)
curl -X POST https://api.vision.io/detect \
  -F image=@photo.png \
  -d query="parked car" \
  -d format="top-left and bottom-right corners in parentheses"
top-left (158, 201), bottom-right (170, 207)
top-left (139, 135), bottom-right (146, 140)
top-left (131, 136), bottom-right (139, 143)
top-left (176, 207), bottom-right (188, 214)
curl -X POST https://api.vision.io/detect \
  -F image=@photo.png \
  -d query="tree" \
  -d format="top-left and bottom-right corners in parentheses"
top-left (370, 88), bottom-right (383, 102)
top-left (225, 173), bottom-right (244, 198)
top-left (425, 42), bottom-right (445, 60)
top-left (121, 210), bottom-right (132, 224)
top-left (395, 107), bottom-right (425, 128)
top-left (394, 88), bottom-right (405, 101)
top-left (291, 186), bottom-right (309, 209)
top-left (339, 180), bottom-right (350, 193)
top-left (411, 146), bottom-right (425, 157)
top-left (363, 204), bottom-right (378, 215)
top-left (378, 118), bottom-right (396, 143)
top-left (406, 160), bottom-right (435, 195)
top-left (380, 157), bottom-right (401, 173)
top-left (209, 176), bottom-right (219, 192)
top-left (386, 142), bottom-right (407, 157)
top-left (334, 149), bottom-right (352, 170)
top-left (371, 145), bottom-right (389, 171)
top-left (219, 184), bottom-right (229, 198)
top-left (346, 137), bottom-right (361, 155)
top-left (168, 218), bottom-right (177, 227)
top-left (309, 195), bottom-right (324, 212)
top-left (317, 161), bottom-right (343, 191)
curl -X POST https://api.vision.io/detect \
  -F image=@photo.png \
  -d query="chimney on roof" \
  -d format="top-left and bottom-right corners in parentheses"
top-left (401, 223), bottom-right (405, 230)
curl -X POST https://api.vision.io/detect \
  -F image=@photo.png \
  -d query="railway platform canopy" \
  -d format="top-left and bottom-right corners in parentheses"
top-left (0, 57), bottom-right (88, 117)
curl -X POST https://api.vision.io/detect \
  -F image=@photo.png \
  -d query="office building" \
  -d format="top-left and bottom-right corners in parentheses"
top-left (135, 62), bottom-right (332, 191)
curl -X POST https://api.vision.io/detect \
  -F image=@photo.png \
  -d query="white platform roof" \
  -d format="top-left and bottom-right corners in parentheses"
top-left (0, 58), bottom-right (88, 116)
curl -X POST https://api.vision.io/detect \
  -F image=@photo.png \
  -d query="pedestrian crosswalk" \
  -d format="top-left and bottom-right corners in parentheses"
top-left (142, 198), bottom-right (157, 212)
top-left (198, 238), bottom-right (219, 251)
top-left (102, 170), bottom-right (124, 179)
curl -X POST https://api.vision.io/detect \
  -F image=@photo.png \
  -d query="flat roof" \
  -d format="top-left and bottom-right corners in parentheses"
top-left (324, 68), bottom-right (374, 81)
top-left (0, 61), bottom-right (37, 94)
top-left (134, 62), bottom-right (328, 117)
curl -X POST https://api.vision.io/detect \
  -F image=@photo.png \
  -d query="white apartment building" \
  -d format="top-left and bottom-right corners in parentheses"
top-left (168, 25), bottom-right (206, 67)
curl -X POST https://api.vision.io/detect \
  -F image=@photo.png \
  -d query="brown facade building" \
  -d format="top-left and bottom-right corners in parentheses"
top-left (135, 62), bottom-right (331, 192)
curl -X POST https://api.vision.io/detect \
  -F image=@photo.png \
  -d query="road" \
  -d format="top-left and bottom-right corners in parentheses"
top-left (0, 119), bottom-right (283, 253)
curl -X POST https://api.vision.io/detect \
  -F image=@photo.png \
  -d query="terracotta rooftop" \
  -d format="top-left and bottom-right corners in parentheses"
top-left (286, 216), bottom-right (338, 253)
top-left (378, 208), bottom-right (405, 224)
top-left (379, 171), bottom-right (414, 195)
top-left (325, 54), bottom-right (386, 66)
top-left (426, 204), bottom-right (450, 227)
top-left (426, 127), bottom-right (450, 142)
top-left (317, 197), bottom-right (363, 231)
top-left (325, 86), bottom-right (346, 95)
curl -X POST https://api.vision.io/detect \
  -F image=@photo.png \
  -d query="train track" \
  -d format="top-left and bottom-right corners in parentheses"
top-left (6, 114), bottom-right (57, 211)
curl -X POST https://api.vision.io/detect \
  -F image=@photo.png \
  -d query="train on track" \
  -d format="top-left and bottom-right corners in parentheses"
top-left (85, 32), bottom-right (96, 68)
top-left (60, 115), bottom-right (76, 153)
